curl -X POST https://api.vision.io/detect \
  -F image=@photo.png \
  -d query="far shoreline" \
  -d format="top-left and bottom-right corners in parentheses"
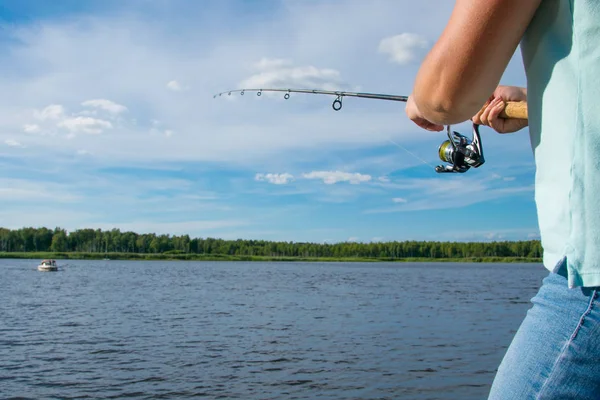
top-left (0, 252), bottom-right (542, 264)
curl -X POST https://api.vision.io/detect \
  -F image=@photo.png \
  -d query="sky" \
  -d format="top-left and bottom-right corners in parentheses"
top-left (0, 0), bottom-right (540, 243)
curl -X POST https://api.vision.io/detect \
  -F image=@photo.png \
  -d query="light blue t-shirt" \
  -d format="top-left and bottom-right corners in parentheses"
top-left (521, 0), bottom-right (600, 288)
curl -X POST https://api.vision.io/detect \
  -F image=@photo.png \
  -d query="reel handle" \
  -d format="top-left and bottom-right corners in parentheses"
top-left (481, 100), bottom-right (528, 120)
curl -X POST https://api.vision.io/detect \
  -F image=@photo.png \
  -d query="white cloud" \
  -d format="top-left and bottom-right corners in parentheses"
top-left (91, 219), bottom-right (248, 236)
top-left (166, 80), bottom-right (185, 91)
top-left (255, 173), bottom-right (294, 185)
top-left (23, 124), bottom-right (41, 133)
top-left (5, 139), bottom-right (24, 148)
top-left (81, 99), bottom-right (127, 114)
top-left (26, 102), bottom-right (118, 137)
top-left (0, 205), bottom-right (247, 237)
top-left (392, 197), bottom-right (407, 203)
top-left (484, 232), bottom-right (505, 240)
top-left (366, 176), bottom-right (534, 213)
top-left (0, 179), bottom-right (79, 202)
top-left (302, 170), bottom-right (372, 185)
top-left (347, 236), bottom-right (359, 242)
top-left (34, 104), bottom-right (65, 121)
top-left (239, 57), bottom-right (350, 91)
top-left (58, 116), bottom-right (112, 134)
top-left (433, 228), bottom-right (541, 242)
top-left (254, 57), bottom-right (293, 70)
top-left (378, 33), bottom-right (429, 65)
top-left (378, 176), bottom-right (390, 183)
top-left (76, 149), bottom-right (91, 155)
top-left (164, 129), bottom-right (174, 137)
top-left (491, 173), bottom-right (517, 182)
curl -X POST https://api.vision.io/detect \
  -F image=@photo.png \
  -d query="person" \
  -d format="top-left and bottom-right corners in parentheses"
top-left (404, 1), bottom-right (600, 399)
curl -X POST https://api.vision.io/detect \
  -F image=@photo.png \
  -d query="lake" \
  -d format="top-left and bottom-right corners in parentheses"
top-left (0, 259), bottom-right (547, 399)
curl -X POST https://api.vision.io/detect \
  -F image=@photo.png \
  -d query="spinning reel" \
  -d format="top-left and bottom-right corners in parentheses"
top-left (435, 123), bottom-right (485, 173)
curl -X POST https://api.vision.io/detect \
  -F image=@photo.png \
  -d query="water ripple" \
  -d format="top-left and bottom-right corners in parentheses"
top-left (0, 259), bottom-right (545, 399)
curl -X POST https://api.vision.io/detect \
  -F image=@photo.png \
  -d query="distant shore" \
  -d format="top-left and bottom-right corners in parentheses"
top-left (0, 252), bottom-right (542, 263)
top-left (0, 227), bottom-right (544, 261)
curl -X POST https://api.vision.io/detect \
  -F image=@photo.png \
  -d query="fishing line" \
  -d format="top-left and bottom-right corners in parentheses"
top-left (386, 138), bottom-right (435, 169)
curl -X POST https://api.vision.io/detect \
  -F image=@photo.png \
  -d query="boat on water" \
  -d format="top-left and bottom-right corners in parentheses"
top-left (37, 259), bottom-right (58, 272)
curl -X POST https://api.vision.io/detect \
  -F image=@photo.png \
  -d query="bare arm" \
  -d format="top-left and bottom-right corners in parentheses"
top-left (409, 0), bottom-right (541, 126)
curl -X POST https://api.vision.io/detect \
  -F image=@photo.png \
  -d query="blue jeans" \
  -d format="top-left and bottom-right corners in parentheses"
top-left (488, 269), bottom-right (600, 399)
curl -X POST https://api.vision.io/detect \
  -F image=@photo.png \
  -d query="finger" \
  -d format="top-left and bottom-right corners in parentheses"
top-left (421, 120), bottom-right (444, 131)
top-left (426, 123), bottom-right (444, 132)
top-left (478, 98), bottom-right (498, 126)
top-left (413, 117), bottom-right (443, 132)
top-left (487, 100), bottom-right (506, 132)
top-left (472, 109), bottom-right (484, 125)
top-left (472, 99), bottom-right (491, 124)
top-left (486, 99), bottom-right (503, 124)
top-left (506, 119), bottom-right (528, 134)
top-left (479, 107), bottom-right (491, 126)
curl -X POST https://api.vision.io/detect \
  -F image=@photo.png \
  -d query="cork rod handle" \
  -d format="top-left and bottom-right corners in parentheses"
top-left (499, 101), bottom-right (528, 119)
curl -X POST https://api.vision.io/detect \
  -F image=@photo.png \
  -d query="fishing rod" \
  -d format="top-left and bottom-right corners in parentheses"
top-left (213, 87), bottom-right (528, 174)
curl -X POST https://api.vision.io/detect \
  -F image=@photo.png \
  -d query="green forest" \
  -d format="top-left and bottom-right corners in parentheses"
top-left (0, 227), bottom-right (543, 262)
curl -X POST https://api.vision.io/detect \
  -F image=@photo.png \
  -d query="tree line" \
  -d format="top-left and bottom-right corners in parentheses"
top-left (0, 227), bottom-right (543, 259)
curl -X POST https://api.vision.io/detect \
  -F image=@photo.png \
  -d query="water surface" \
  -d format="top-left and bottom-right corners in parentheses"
top-left (0, 260), bottom-right (547, 399)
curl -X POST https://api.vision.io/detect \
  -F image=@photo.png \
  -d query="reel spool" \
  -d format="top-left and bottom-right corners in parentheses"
top-left (435, 123), bottom-right (485, 173)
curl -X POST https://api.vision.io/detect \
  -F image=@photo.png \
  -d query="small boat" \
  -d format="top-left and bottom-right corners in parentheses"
top-left (38, 259), bottom-right (58, 272)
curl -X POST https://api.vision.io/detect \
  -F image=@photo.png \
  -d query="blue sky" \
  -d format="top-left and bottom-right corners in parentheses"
top-left (0, 0), bottom-right (540, 243)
